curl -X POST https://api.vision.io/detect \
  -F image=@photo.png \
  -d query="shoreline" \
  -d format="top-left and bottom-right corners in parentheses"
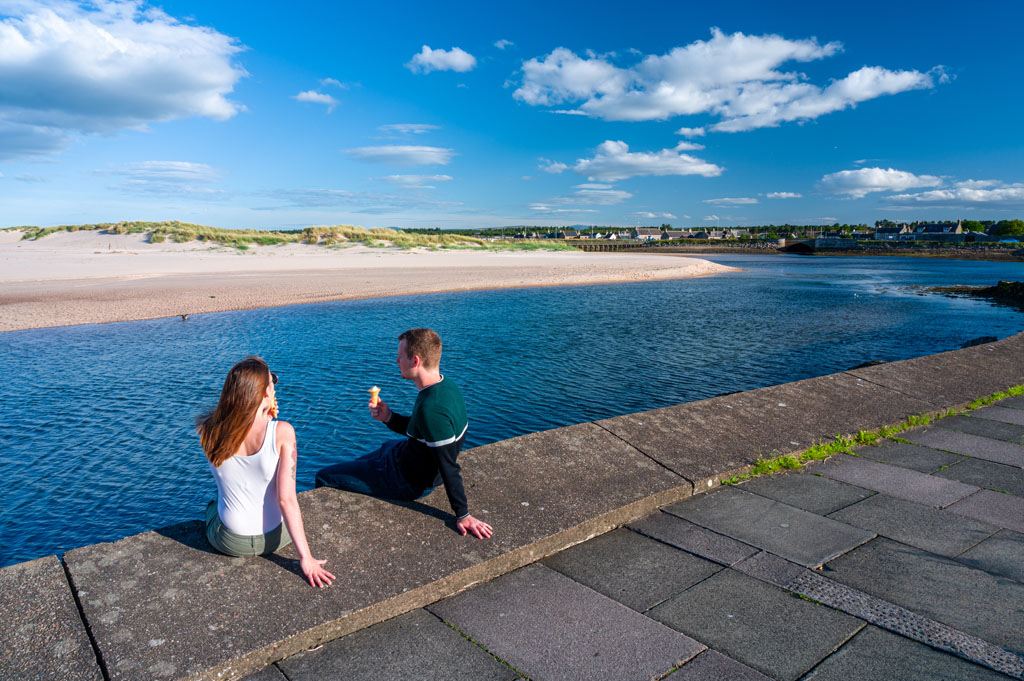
top-left (0, 231), bottom-right (738, 332)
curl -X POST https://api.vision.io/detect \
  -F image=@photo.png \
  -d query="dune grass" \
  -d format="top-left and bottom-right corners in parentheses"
top-left (6, 221), bottom-right (578, 252)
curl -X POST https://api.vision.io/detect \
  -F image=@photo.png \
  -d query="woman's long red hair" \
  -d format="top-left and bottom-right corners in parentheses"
top-left (197, 356), bottom-right (270, 468)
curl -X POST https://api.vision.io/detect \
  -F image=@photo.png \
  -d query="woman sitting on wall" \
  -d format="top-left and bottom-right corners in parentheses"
top-left (197, 356), bottom-right (334, 588)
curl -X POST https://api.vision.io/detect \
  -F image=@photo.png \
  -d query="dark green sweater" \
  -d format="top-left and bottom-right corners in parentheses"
top-left (386, 377), bottom-right (470, 518)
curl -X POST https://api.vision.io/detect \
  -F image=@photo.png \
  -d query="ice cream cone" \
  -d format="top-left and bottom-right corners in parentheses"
top-left (368, 386), bottom-right (380, 407)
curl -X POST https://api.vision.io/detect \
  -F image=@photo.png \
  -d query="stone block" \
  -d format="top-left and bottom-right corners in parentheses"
top-left (277, 609), bottom-right (516, 681)
top-left (738, 470), bottom-right (874, 514)
top-left (936, 414), bottom-right (1024, 442)
top-left (240, 666), bottom-right (287, 681)
top-left (802, 625), bottom-right (1011, 681)
top-left (827, 493), bottom-right (999, 557)
top-left (669, 650), bottom-right (773, 681)
top-left (428, 563), bottom-right (704, 681)
top-left (815, 454), bottom-right (978, 507)
top-left (0, 555), bottom-right (102, 681)
top-left (972, 404), bottom-right (1024, 426)
top-left (732, 550), bottom-right (807, 588)
top-left (934, 457), bottom-right (1024, 496)
top-left (956, 529), bottom-right (1024, 583)
top-left (542, 528), bottom-right (722, 613)
top-left (853, 440), bottom-right (963, 473)
top-left (846, 333), bottom-right (1024, 409)
top-left (662, 487), bottom-right (874, 568)
top-left (825, 537), bottom-right (1024, 654)
top-left (596, 371), bottom-right (933, 487)
top-left (63, 423), bottom-right (688, 681)
top-left (901, 427), bottom-right (1024, 467)
top-left (648, 569), bottom-right (863, 681)
top-left (946, 489), bottom-right (1024, 533)
top-left (998, 395), bottom-right (1024, 410)
top-left (627, 511), bottom-right (757, 566)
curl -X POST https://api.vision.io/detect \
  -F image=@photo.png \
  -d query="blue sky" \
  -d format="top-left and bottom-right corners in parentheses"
top-left (1, 0), bottom-right (1022, 230)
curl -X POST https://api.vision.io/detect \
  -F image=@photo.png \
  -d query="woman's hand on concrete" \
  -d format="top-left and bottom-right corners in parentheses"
top-left (456, 514), bottom-right (493, 540)
top-left (301, 557), bottom-right (335, 588)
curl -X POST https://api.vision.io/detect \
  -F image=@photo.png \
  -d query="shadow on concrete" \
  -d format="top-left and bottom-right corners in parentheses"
top-left (152, 520), bottom-right (308, 582)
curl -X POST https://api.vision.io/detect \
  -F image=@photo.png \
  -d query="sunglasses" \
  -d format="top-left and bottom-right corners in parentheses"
top-left (271, 372), bottom-right (279, 385)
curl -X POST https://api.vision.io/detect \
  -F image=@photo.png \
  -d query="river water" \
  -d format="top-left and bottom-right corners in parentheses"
top-left (1, 254), bottom-right (1022, 567)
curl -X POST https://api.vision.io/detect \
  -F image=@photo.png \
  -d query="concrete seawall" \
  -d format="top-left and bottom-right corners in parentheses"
top-left (4, 332), bottom-right (1024, 681)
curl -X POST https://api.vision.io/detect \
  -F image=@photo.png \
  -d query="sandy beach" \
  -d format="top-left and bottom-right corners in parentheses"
top-left (0, 230), bottom-right (738, 332)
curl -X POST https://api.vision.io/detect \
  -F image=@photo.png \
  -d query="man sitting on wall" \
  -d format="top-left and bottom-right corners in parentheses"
top-left (315, 328), bottom-right (493, 539)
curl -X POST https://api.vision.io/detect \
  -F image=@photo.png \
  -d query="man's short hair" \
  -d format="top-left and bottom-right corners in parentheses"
top-left (398, 328), bottom-right (442, 369)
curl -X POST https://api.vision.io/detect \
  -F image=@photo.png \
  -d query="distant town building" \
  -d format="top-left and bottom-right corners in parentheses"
top-left (632, 227), bottom-right (662, 241)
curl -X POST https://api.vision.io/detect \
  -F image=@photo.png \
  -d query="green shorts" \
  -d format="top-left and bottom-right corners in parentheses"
top-left (205, 500), bottom-right (292, 557)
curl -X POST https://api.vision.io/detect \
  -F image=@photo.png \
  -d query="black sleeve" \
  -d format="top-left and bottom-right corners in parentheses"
top-left (386, 412), bottom-right (410, 436)
top-left (431, 441), bottom-right (469, 519)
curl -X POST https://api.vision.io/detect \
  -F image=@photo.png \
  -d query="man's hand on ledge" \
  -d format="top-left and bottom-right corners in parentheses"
top-left (456, 514), bottom-right (493, 539)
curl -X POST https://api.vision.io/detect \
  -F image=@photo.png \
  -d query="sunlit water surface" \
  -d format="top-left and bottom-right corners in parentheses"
top-left (2, 254), bottom-right (1022, 566)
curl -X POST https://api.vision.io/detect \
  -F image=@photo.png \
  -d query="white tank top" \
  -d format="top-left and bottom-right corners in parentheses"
top-left (209, 420), bottom-right (283, 535)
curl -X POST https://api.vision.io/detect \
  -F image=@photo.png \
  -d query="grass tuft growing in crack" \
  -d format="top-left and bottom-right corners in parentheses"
top-left (721, 382), bottom-right (1024, 485)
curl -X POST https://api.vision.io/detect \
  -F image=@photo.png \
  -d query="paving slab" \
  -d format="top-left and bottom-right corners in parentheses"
top-left (732, 550), bottom-right (807, 589)
top-left (998, 395), bottom-right (1024, 410)
top-left (627, 511), bottom-right (758, 566)
top-left (788, 570), bottom-right (1024, 679)
top-left (648, 569), bottom-right (863, 681)
top-left (63, 422), bottom-right (688, 681)
top-left (946, 489), bottom-right (1024, 533)
top-left (972, 404), bottom-right (1024, 426)
top-left (428, 563), bottom-right (704, 681)
top-left (663, 487), bottom-right (873, 568)
top-left (0, 555), bottom-right (103, 681)
top-left (827, 493), bottom-right (999, 557)
top-left (934, 457), bottom-right (1024, 496)
top-left (845, 333), bottom-right (1024, 408)
top-left (824, 537), bottom-right (1024, 654)
top-left (802, 625), bottom-right (1012, 681)
top-left (956, 529), bottom-right (1024, 583)
top-left (815, 453), bottom-right (979, 507)
top-left (240, 666), bottom-right (287, 681)
top-left (667, 650), bottom-right (773, 681)
top-left (939, 414), bottom-right (1024, 442)
top-left (541, 528), bottom-right (722, 612)
top-left (738, 470), bottom-right (874, 514)
top-left (902, 427), bottom-right (1024, 466)
top-left (596, 371), bottom-right (934, 487)
top-left (277, 608), bottom-right (517, 681)
top-left (853, 440), bottom-right (964, 473)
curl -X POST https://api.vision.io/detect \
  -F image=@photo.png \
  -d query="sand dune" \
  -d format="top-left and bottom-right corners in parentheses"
top-left (0, 231), bottom-right (738, 331)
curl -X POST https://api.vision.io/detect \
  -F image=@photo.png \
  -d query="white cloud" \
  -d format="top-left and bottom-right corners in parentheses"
top-left (375, 174), bottom-right (453, 189)
top-left (704, 215), bottom-right (719, 221)
top-left (258, 188), bottom-right (463, 213)
top-left (294, 90), bottom-right (338, 113)
top-left (573, 140), bottom-right (722, 182)
top-left (16, 173), bottom-right (45, 183)
top-left (574, 183), bottom-right (613, 189)
top-left (529, 204), bottom-right (599, 214)
top-left (345, 145), bottom-right (455, 165)
top-left (765, 191), bottom-right (802, 199)
top-left (514, 29), bottom-right (939, 132)
top-left (818, 167), bottom-right (942, 198)
top-left (539, 158), bottom-right (568, 174)
top-left (378, 123), bottom-right (441, 135)
top-left (633, 211), bottom-right (677, 219)
top-left (494, 39), bottom-right (514, 50)
top-left (703, 197), bottom-right (758, 205)
top-left (676, 127), bottom-right (706, 137)
top-left (319, 78), bottom-right (349, 89)
top-left (886, 180), bottom-right (1024, 207)
top-left (100, 160), bottom-right (227, 197)
top-left (406, 45), bottom-right (477, 74)
top-left (0, 0), bottom-right (245, 159)
top-left (568, 188), bottom-right (633, 205)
